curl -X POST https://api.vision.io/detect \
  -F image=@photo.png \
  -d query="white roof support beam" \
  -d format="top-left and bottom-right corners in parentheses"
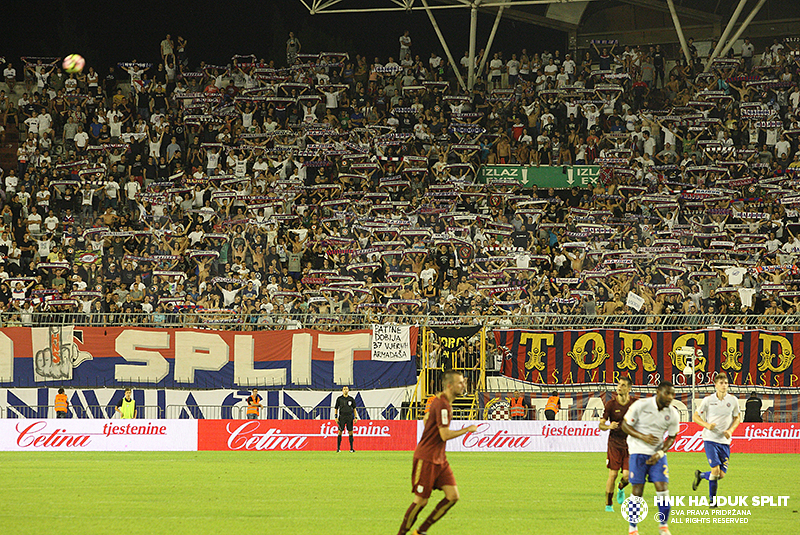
top-left (477, 2), bottom-right (508, 78)
top-left (317, 0), bottom-right (345, 12)
top-left (666, 0), bottom-right (693, 66)
top-left (309, 3), bottom-right (467, 14)
top-left (706, 0), bottom-right (749, 67)
top-left (306, 0), bottom-right (589, 15)
top-left (468, 4), bottom-right (479, 91)
top-left (420, 0), bottom-right (467, 92)
top-left (718, 0), bottom-right (768, 59)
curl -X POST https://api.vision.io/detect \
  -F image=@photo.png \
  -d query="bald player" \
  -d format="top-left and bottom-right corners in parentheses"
top-left (621, 381), bottom-right (679, 535)
top-left (397, 370), bottom-right (478, 535)
top-left (599, 377), bottom-right (635, 511)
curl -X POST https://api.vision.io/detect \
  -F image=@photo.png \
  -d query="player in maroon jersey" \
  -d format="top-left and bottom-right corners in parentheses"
top-left (599, 377), bottom-right (635, 511)
top-left (397, 370), bottom-right (478, 535)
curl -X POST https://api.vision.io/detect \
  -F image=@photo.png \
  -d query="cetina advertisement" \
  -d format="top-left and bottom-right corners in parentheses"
top-left (0, 420), bottom-right (797, 453)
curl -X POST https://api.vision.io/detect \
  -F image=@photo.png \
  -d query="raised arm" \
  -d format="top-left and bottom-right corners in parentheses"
top-left (438, 423), bottom-right (478, 441)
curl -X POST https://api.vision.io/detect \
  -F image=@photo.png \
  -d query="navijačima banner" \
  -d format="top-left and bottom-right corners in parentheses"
top-left (0, 326), bottom-right (418, 390)
top-left (0, 387), bottom-right (412, 420)
top-left (494, 328), bottom-right (800, 387)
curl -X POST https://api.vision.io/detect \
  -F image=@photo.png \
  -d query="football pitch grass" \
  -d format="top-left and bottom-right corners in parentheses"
top-left (1, 452), bottom-right (797, 535)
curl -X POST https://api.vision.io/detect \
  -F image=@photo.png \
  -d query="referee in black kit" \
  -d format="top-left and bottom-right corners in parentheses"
top-left (334, 386), bottom-right (357, 453)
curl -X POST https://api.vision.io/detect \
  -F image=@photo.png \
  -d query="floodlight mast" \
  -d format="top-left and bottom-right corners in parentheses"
top-left (677, 345), bottom-right (702, 420)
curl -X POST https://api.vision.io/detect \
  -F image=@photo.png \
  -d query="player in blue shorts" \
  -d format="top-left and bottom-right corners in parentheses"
top-left (621, 381), bottom-right (680, 535)
top-left (692, 373), bottom-right (740, 506)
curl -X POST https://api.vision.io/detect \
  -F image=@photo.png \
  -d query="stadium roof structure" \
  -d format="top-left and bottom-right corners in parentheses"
top-left (302, 0), bottom-right (800, 89)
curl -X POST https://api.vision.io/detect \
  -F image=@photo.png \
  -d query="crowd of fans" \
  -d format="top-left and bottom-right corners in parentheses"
top-left (0, 32), bottom-right (799, 331)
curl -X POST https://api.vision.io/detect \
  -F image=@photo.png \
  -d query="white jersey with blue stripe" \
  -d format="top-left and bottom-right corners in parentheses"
top-left (624, 396), bottom-right (680, 455)
top-left (697, 393), bottom-right (740, 445)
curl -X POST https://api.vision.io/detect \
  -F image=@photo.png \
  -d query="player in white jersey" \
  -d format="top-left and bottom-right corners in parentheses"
top-left (691, 373), bottom-right (740, 506)
top-left (621, 381), bottom-right (680, 535)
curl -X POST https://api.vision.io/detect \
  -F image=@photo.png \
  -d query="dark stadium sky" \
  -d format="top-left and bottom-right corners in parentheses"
top-left (1, 0), bottom-right (564, 71)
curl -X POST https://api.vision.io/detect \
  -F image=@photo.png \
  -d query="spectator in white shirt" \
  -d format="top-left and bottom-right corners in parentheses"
top-left (544, 58), bottom-right (559, 78)
top-left (775, 134), bottom-right (791, 160)
top-left (125, 177), bottom-right (141, 215)
top-left (563, 54), bottom-right (576, 81)
top-left (105, 178), bottom-right (121, 211)
top-left (642, 130), bottom-right (656, 157)
top-left (44, 210), bottom-right (59, 234)
top-left (74, 124), bottom-right (89, 154)
top-left (24, 111), bottom-right (40, 136)
top-left (399, 31), bottom-right (411, 61)
top-left (26, 207), bottom-right (43, 235)
top-left (506, 54), bottom-right (520, 87)
top-left (429, 52), bottom-right (442, 72)
top-left (5, 171), bottom-right (18, 194)
top-left (741, 38), bottom-right (755, 69)
top-left (4, 63), bottom-right (17, 90)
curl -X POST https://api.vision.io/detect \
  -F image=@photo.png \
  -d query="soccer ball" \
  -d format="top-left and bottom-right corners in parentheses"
top-left (63, 54), bottom-right (85, 74)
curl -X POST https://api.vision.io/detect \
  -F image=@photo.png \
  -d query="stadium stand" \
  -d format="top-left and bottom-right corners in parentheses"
top-left (0, 34), bottom-right (799, 337)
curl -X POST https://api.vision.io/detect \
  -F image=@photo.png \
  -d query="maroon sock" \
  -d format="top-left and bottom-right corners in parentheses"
top-left (606, 492), bottom-right (613, 506)
top-left (619, 478), bottom-right (629, 489)
top-left (397, 502), bottom-right (424, 535)
top-left (417, 498), bottom-right (455, 533)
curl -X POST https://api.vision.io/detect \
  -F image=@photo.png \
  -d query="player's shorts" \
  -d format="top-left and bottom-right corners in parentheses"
top-left (337, 416), bottom-right (354, 432)
top-left (606, 441), bottom-right (629, 471)
top-left (629, 453), bottom-right (669, 485)
top-left (412, 457), bottom-right (456, 499)
top-left (704, 441), bottom-right (730, 473)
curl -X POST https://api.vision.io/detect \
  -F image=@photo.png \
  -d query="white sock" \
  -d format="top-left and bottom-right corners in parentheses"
top-left (656, 490), bottom-right (670, 527)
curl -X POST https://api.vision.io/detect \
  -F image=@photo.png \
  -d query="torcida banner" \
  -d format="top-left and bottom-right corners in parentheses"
top-left (495, 328), bottom-right (800, 387)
